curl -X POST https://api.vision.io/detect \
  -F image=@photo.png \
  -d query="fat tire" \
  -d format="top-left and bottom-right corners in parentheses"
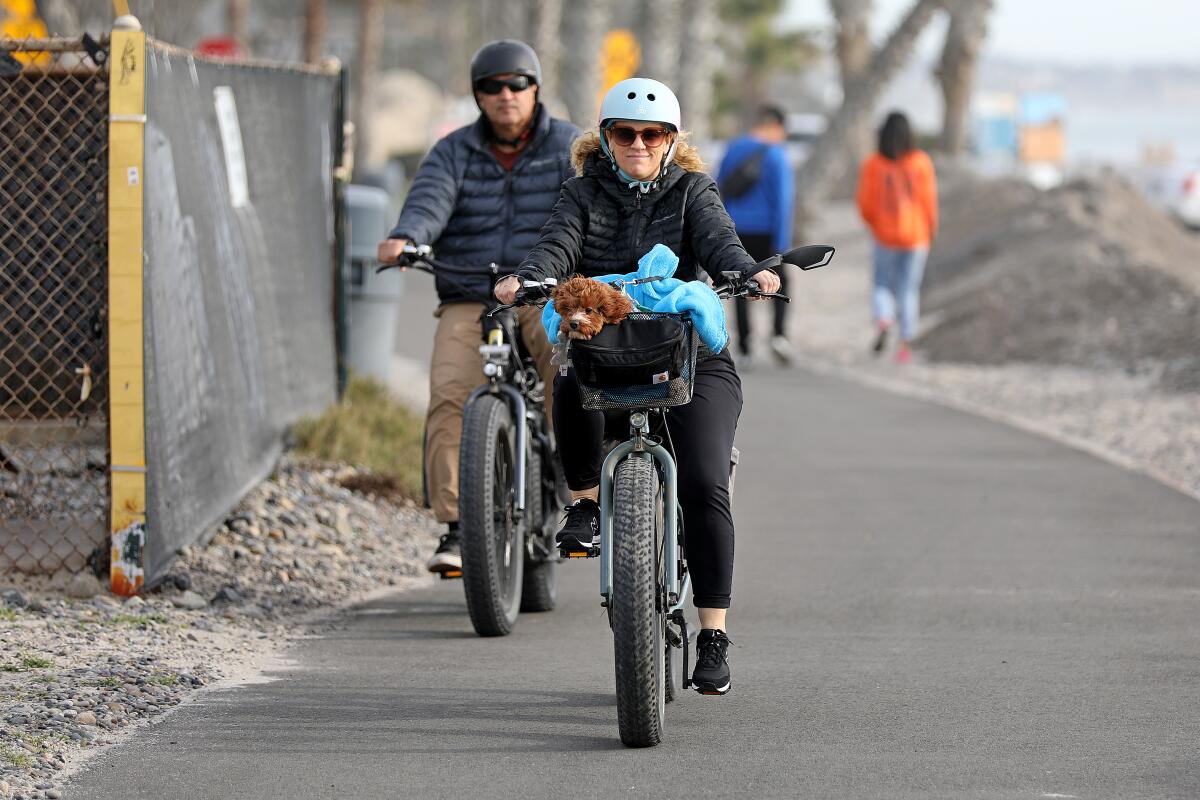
top-left (519, 441), bottom-right (557, 612)
top-left (612, 455), bottom-right (666, 747)
top-left (459, 395), bottom-right (523, 637)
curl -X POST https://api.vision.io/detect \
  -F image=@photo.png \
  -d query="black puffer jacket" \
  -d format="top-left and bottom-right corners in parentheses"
top-left (388, 104), bottom-right (578, 303)
top-left (515, 133), bottom-right (759, 285)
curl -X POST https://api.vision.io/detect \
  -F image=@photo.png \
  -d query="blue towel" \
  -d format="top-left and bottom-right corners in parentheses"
top-left (540, 244), bottom-right (729, 352)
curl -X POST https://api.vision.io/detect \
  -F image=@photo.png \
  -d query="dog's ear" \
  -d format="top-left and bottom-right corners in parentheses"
top-left (553, 276), bottom-right (584, 313)
top-left (601, 287), bottom-right (635, 323)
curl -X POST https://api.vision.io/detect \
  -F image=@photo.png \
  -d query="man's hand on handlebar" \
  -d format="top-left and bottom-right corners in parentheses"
top-left (494, 274), bottom-right (521, 305)
top-left (377, 237), bottom-right (409, 267)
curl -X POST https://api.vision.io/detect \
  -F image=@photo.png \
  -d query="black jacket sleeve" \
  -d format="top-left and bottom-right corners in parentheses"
top-left (684, 175), bottom-right (761, 278)
top-left (387, 136), bottom-right (460, 244)
top-left (515, 179), bottom-right (587, 282)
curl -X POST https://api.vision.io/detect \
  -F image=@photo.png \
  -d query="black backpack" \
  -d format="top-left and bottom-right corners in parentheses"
top-left (719, 144), bottom-right (769, 200)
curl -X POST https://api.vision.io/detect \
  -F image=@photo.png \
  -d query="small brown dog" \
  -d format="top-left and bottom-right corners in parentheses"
top-left (553, 276), bottom-right (636, 340)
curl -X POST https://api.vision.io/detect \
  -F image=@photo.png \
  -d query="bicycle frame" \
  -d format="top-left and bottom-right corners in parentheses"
top-left (598, 412), bottom-right (691, 615)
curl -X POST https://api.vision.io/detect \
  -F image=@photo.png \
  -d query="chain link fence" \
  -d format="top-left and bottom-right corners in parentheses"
top-left (1, 37), bottom-right (110, 574)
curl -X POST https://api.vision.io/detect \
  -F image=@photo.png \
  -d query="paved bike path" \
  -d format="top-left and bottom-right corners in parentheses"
top-left (68, 368), bottom-right (1200, 799)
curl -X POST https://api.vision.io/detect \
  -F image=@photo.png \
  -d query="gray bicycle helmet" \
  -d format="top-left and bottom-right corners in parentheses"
top-left (470, 39), bottom-right (542, 86)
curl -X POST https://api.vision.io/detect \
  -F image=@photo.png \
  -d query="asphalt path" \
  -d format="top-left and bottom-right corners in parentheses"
top-left (66, 352), bottom-right (1200, 799)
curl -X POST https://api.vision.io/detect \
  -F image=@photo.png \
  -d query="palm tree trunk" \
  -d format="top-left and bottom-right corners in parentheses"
top-left (560, 0), bottom-right (612, 127)
top-left (483, 0), bottom-right (528, 40)
top-left (303, 0), bottom-right (327, 64)
top-left (638, 0), bottom-right (682, 86)
top-left (830, 0), bottom-right (873, 87)
top-left (676, 0), bottom-right (718, 143)
top-left (228, 0), bottom-right (249, 50)
top-left (936, 0), bottom-right (991, 156)
top-left (353, 0), bottom-right (385, 176)
top-left (797, 0), bottom-right (945, 219)
top-left (530, 0), bottom-right (564, 107)
top-left (829, 0), bottom-right (875, 173)
top-left (36, 0), bottom-right (81, 35)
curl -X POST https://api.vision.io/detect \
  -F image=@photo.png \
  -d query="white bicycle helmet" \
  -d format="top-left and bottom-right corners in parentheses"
top-left (599, 77), bottom-right (681, 131)
top-left (598, 78), bottom-right (682, 193)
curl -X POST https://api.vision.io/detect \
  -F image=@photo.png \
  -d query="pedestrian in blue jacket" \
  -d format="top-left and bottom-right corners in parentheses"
top-left (716, 106), bottom-right (795, 367)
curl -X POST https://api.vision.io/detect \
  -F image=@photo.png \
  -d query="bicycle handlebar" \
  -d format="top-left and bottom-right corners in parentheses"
top-left (712, 269), bottom-right (790, 303)
top-left (374, 243), bottom-right (487, 278)
top-left (379, 244), bottom-right (793, 308)
top-left (376, 243), bottom-right (556, 315)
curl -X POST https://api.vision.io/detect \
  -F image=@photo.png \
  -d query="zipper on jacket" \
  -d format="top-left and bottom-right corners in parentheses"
top-left (500, 170), bottom-right (514, 265)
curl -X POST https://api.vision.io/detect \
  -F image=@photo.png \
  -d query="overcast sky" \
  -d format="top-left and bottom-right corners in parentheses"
top-left (781, 0), bottom-right (1200, 66)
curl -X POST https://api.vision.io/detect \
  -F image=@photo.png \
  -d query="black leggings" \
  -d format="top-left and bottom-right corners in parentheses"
top-left (554, 349), bottom-right (743, 609)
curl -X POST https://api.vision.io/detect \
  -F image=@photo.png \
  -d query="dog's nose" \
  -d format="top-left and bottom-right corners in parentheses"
top-left (569, 320), bottom-right (579, 330)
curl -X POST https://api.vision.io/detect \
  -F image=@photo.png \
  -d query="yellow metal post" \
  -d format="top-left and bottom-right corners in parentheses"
top-left (107, 27), bottom-right (147, 596)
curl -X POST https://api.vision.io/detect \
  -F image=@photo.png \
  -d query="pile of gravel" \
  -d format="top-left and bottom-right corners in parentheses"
top-left (0, 457), bottom-right (438, 800)
top-left (918, 168), bottom-right (1200, 391)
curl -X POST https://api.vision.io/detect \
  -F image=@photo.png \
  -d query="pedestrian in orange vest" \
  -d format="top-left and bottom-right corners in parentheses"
top-left (856, 111), bottom-right (938, 364)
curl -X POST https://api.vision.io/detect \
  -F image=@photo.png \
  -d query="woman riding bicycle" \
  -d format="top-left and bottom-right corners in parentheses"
top-left (494, 77), bottom-right (781, 695)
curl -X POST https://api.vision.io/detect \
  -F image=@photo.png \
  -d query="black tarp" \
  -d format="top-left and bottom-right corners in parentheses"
top-left (142, 44), bottom-right (338, 581)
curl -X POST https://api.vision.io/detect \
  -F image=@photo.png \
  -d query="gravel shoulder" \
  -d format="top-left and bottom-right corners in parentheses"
top-left (1, 458), bottom-right (439, 800)
top-left (747, 199), bottom-right (1200, 502)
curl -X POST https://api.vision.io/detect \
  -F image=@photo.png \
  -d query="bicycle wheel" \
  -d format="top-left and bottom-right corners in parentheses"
top-left (459, 394), bottom-right (524, 637)
top-left (611, 454), bottom-right (666, 747)
top-left (519, 439), bottom-right (557, 612)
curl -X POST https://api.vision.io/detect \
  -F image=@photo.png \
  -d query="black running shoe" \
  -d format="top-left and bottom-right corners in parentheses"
top-left (871, 324), bottom-right (890, 355)
top-left (426, 531), bottom-right (462, 574)
top-left (692, 628), bottom-right (732, 695)
top-left (555, 498), bottom-right (600, 551)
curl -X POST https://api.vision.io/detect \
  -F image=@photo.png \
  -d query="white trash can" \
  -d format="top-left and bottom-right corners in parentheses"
top-left (345, 184), bottom-right (401, 385)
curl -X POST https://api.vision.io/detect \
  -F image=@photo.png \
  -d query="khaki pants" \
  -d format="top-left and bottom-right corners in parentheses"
top-left (426, 302), bottom-right (557, 523)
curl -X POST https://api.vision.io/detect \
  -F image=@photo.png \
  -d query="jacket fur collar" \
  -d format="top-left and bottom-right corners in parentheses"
top-left (569, 129), bottom-right (705, 176)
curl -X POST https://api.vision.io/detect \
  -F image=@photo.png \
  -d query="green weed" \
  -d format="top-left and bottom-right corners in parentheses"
top-left (292, 376), bottom-right (424, 500)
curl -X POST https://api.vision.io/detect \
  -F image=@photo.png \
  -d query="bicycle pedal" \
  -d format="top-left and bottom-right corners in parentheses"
top-left (438, 569), bottom-right (463, 580)
top-left (560, 547), bottom-right (599, 559)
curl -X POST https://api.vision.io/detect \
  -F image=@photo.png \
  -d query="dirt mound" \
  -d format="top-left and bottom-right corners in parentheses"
top-left (918, 167), bottom-right (1200, 390)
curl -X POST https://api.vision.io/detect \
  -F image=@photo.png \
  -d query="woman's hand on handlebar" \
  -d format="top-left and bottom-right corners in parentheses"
top-left (494, 274), bottom-right (521, 305)
top-left (377, 238), bottom-right (409, 266)
top-left (749, 269), bottom-right (780, 301)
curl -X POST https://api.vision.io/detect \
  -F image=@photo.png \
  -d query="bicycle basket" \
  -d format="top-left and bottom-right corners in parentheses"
top-left (569, 312), bottom-right (698, 411)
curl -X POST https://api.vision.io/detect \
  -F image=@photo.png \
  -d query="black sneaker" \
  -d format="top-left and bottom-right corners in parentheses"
top-left (871, 324), bottom-right (890, 355)
top-left (692, 628), bottom-right (732, 695)
top-left (426, 530), bottom-right (462, 574)
top-left (555, 498), bottom-right (600, 552)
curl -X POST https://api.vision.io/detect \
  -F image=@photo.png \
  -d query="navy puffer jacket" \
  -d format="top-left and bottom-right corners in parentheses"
top-left (388, 104), bottom-right (578, 304)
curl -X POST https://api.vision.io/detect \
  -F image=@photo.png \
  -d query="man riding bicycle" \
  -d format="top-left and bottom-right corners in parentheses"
top-left (377, 40), bottom-right (578, 575)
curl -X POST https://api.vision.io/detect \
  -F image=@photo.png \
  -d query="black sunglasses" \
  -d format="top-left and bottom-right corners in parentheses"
top-left (475, 75), bottom-right (535, 95)
top-left (607, 125), bottom-right (670, 148)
